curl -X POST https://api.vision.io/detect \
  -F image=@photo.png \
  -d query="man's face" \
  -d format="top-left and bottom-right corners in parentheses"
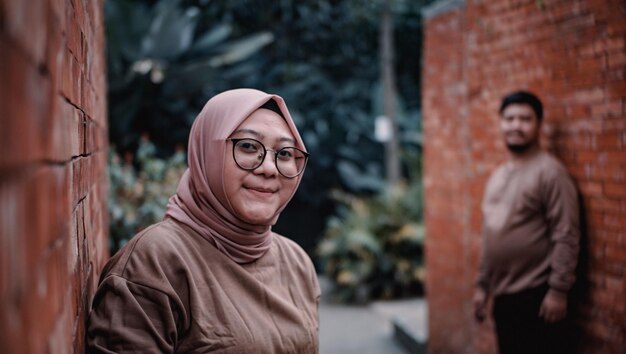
top-left (499, 103), bottom-right (541, 153)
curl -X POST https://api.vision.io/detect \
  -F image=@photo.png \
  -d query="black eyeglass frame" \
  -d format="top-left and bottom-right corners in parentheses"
top-left (226, 138), bottom-right (310, 178)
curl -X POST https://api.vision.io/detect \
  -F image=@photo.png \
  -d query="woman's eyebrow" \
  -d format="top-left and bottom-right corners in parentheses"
top-left (232, 128), bottom-right (262, 138)
top-left (278, 136), bottom-right (296, 145)
top-left (232, 129), bottom-right (296, 145)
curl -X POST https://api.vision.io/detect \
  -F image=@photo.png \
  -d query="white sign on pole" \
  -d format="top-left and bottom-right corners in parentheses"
top-left (375, 115), bottom-right (392, 142)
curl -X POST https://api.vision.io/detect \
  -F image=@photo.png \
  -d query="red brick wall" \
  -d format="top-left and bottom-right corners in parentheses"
top-left (422, 0), bottom-right (625, 353)
top-left (0, 1), bottom-right (108, 353)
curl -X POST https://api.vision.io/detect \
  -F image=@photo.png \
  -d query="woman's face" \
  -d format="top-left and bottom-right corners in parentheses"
top-left (224, 108), bottom-right (299, 225)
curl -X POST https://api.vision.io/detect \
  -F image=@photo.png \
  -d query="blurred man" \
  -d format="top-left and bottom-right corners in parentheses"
top-left (473, 91), bottom-right (580, 354)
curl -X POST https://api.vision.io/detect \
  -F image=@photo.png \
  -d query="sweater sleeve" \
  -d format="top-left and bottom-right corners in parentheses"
top-left (310, 257), bottom-right (321, 332)
top-left (476, 174), bottom-right (493, 293)
top-left (476, 226), bottom-right (491, 292)
top-left (543, 167), bottom-right (580, 293)
top-left (86, 275), bottom-right (180, 354)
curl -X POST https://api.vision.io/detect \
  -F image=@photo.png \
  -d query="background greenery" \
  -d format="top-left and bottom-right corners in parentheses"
top-left (318, 182), bottom-right (425, 303)
top-left (106, 0), bottom-right (432, 301)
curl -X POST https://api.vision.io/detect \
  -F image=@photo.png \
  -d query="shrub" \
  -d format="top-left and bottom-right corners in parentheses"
top-left (108, 135), bottom-right (187, 252)
top-left (317, 182), bottom-right (425, 304)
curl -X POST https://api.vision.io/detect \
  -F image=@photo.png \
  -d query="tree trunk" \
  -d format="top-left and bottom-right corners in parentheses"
top-left (380, 0), bottom-right (401, 185)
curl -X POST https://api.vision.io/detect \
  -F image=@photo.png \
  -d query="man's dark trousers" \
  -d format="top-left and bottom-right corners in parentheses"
top-left (493, 284), bottom-right (571, 354)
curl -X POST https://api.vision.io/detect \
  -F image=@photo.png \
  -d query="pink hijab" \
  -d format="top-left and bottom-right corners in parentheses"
top-left (164, 88), bottom-right (307, 263)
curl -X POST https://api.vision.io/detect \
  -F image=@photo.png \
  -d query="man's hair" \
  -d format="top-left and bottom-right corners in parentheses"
top-left (499, 90), bottom-right (543, 121)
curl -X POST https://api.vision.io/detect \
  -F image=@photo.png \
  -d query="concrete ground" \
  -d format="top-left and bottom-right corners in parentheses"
top-left (318, 277), bottom-right (427, 354)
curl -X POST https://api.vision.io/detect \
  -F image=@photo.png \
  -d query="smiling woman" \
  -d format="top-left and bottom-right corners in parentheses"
top-left (86, 89), bottom-right (320, 353)
top-left (224, 109), bottom-right (307, 224)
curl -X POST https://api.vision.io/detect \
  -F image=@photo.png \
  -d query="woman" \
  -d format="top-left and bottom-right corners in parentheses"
top-left (87, 89), bottom-right (320, 353)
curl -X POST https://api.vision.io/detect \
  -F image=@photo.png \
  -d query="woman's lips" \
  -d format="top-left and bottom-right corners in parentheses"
top-left (245, 186), bottom-right (276, 197)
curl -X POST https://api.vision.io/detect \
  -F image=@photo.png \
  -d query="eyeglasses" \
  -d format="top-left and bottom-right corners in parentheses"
top-left (227, 138), bottom-right (309, 178)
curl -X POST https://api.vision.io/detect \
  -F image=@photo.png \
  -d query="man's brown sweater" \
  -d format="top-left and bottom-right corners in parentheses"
top-left (478, 150), bottom-right (580, 296)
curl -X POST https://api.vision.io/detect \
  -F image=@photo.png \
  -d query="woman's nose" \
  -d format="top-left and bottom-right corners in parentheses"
top-left (255, 151), bottom-right (279, 176)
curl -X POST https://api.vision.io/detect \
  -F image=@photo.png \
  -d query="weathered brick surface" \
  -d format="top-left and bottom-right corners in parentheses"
top-left (422, 0), bottom-right (625, 353)
top-left (0, 1), bottom-right (108, 353)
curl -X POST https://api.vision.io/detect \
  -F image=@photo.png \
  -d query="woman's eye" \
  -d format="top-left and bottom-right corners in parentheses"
top-left (277, 149), bottom-right (294, 160)
top-left (238, 141), bottom-right (259, 152)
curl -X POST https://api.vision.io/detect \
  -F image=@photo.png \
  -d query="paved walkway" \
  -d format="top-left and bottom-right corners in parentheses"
top-left (319, 301), bottom-right (407, 354)
top-left (318, 277), bottom-right (427, 354)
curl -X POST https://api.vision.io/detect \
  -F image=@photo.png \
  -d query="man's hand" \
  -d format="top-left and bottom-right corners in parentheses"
top-left (539, 289), bottom-right (568, 323)
top-left (473, 288), bottom-right (488, 323)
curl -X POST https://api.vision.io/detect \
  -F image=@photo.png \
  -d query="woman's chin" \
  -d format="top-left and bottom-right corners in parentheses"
top-left (237, 209), bottom-right (277, 226)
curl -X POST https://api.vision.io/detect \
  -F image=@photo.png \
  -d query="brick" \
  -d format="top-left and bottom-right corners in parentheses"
top-left (560, 132), bottom-right (592, 150)
top-left (577, 56), bottom-right (607, 73)
top-left (48, 305), bottom-right (72, 354)
top-left (0, 37), bottom-right (50, 170)
top-left (590, 287), bottom-right (624, 314)
top-left (603, 212), bottom-right (626, 230)
top-left (603, 118), bottom-right (626, 132)
top-left (94, 123), bottom-right (106, 152)
top-left (81, 81), bottom-right (94, 119)
top-left (65, 0), bottom-right (81, 62)
top-left (607, 17), bottom-right (626, 36)
top-left (84, 118), bottom-right (96, 156)
top-left (46, 97), bottom-right (76, 162)
top-left (75, 201), bottom-right (87, 283)
top-left (605, 152), bottom-right (626, 165)
top-left (589, 198), bottom-right (626, 213)
top-left (1, 0), bottom-right (107, 353)
top-left (605, 36), bottom-right (625, 53)
top-left (67, 205), bottom-right (79, 275)
top-left (2, 0), bottom-right (47, 65)
top-left (72, 303), bottom-right (87, 354)
top-left (61, 51), bottom-right (82, 106)
top-left (46, 3), bottom-right (65, 96)
top-left (0, 175), bottom-right (29, 300)
top-left (608, 51), bottom-right (626, 69)
top-left (578, 180), bottom-right (604, 196)
top-left (586, 312), bottom-right (616, 341)
top-left (572, 88), bottom-right (606, 105)
top-left (564, 103), bottom-right (592, 119)
top-left (606, 67), bottom-right (625, 82)
top-left (596, 230), bottom-right (626, 245)
top-left (579, 38), bottom-right (614, 58)
top-left (604, 275), bottom-right (623, 293)
top-left (21, 165), bottom-right (69, 275)
top-left (71, 158), bottom-right (81, 207)
top-left (591, 102), bottom-right (623, 119)
top-left (607, 80), bottom-right (626, 99)
top-left (605, 183), bottom-right (626, 197)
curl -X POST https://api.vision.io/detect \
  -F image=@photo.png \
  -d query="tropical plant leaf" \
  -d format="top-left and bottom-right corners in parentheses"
top-left (143, 1), bottom-right (200, 59)
top-left (191, 23), bottom-right (232, 53)
top-left (209, 32), bottom-right (274, 67)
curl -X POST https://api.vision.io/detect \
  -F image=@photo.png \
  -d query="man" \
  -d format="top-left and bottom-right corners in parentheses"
top-left (473, 91), bottom-right (580, 354)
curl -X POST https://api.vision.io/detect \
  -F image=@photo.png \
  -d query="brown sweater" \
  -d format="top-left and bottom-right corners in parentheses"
top-left (477, 150), bottom-right (579, 296)
top-left (87, 218), bottom-right (320, 353)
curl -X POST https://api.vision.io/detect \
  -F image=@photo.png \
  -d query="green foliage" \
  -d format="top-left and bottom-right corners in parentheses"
top-left (317, 182), bottom-right (426, 303)
top-left (105, 0), bottom-right (432, 253)
top-left (108, 137), bottom-right (187, 252)
top-left (106, 0), bottom-right (275, 153)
